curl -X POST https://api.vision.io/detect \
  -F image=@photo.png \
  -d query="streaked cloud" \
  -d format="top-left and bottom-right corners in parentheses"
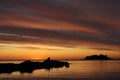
top-left (0, 26), bottom-right (120, 48)
top-left (0, 0), bottom-right (120, 59)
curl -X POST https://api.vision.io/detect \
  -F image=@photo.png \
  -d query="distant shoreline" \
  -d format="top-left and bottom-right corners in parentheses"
top-left (0, 59), bottom-right (120, 62)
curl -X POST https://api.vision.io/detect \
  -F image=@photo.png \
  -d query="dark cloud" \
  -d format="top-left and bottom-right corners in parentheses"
top-left (92, 48), bottom-right (115, 51)
top-left (0, 0), bottom-right (120, 49)
top-left (0, 26), bottom-right (120, 48)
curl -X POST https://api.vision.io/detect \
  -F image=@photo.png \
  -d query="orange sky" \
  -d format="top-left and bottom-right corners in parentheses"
top-left (0, 0), bottom-right (120, 60)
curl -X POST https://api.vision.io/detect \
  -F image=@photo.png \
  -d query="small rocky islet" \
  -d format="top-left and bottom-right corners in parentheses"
top-left (84, 54), bottom-right (112, 60)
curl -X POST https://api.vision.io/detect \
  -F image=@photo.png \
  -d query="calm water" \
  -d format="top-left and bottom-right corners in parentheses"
top-left (0, 60), bottom-right (120, 80)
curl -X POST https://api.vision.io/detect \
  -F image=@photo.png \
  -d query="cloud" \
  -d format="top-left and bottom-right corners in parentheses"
top-left (92, 48), bottom-right (115, 51)
top-left (0, 26), bottom-right (120, 48)
top-left (0, 0), bottom-right (120, 49)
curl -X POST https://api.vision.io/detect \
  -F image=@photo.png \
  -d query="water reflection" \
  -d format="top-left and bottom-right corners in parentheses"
top-left (0, 60), bottom-right (120, 80)
top-left (0, 65), bottom-right (69, 74)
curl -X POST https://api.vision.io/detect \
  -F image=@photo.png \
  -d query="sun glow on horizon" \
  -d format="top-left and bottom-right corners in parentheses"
top-left (0, 42), bottom-right (119, 60)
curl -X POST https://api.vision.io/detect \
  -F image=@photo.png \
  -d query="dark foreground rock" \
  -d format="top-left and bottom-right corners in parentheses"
top-left (0, 58), bottom-right (69, 74)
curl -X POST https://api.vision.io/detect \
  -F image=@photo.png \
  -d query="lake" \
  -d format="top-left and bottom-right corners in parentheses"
top-left (0, 60), bottom-right (120, 80)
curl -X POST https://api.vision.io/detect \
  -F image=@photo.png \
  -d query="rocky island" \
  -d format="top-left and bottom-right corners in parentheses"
top-left (85, 54), bottom-right (111, 60)
top-left (0, 57), bottom-right (69, 74)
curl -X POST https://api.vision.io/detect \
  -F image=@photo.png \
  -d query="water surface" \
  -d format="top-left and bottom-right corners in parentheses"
top-left (0, 60), bottom-right (120, 80)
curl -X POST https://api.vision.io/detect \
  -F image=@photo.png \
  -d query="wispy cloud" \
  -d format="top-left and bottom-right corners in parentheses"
top-left (0, 0), bottom-right (120, 50)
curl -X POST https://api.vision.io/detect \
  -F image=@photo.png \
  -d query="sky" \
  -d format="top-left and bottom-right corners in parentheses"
top-left (0, 0), bottom-right (120, 60)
